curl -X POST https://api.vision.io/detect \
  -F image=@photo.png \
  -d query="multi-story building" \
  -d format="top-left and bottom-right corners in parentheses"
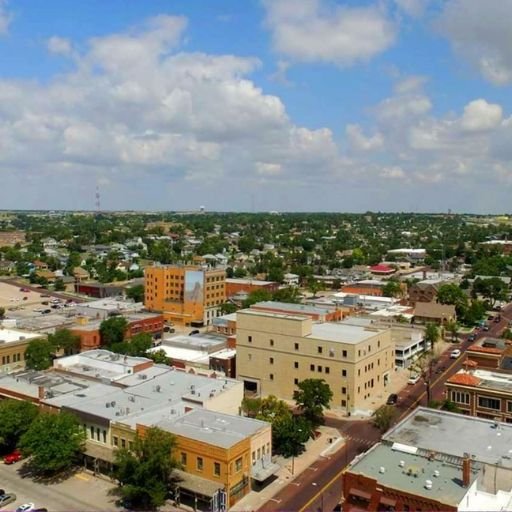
top-left (0, 328), bottom-right (42, 374)
top-left (225, 278), bottom-right (279, 298)
top-left (343, 407), bottom-right (512, 512)
top-left (341, 279), bottom-right (384, 297)
top-left (236, 310), bottom-right (394, 413)
top-left (145, 264), bottom-right (226, 326)
top-left (408, 278), bottom-right (446, 304)
top-left (446, 368), bottom-right (512, 422)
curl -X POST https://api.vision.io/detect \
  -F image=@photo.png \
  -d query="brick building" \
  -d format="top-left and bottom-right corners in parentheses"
top-left (225, 278), bottom-right (279, 298)
top-left (341, 280), bottom-right (384, 297)
top-left (145, 264), bottom-right (226, 326)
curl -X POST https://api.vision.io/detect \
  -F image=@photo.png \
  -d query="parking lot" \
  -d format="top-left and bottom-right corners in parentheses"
top-left (0, 461), bottom-right (119, 511)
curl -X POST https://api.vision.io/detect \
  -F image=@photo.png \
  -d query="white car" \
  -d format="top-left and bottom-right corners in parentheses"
top-left (16, 504), bottom-right (34, 512)
top-left (450, 349), bottom-right (461, 359)
top-left (408, 374), bottom-right (420, 385)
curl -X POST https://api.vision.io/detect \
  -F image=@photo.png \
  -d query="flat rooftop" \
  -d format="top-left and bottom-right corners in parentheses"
top-left (162, 332), bottom-right (227, 351)
top-left (384, 407), bottom-right (512, 469)
top-left (237, 309), bottom-right (309, 322)
top-left (225, 278), bottom-right (274, 286)
top-left (76, 298), bottom-right (143, 311)
top-left (156, 409), bottom-right (268, 449)
top-left (349, 443), bottom-right (479, 507)
top-left (0, 327), bottom-right (40, 344)
top-left (309, 322), bottom-right (383, 344)
top-left (251, 301), bottom-right (332, 315)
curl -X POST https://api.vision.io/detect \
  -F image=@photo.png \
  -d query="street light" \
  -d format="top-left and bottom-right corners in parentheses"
top-left (291, 428), bottom-right (303, 476)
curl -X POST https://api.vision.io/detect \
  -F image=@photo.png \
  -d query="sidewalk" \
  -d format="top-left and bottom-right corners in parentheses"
top-left (232, 425), bottom-right (342, 511)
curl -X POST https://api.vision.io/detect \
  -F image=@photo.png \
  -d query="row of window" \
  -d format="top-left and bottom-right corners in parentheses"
top-left (451, 391), bottom-right (512, 412)
top-left (181, 453), bottom-right (242, 476)
top-left (1, 353), bottom-right (23, 365)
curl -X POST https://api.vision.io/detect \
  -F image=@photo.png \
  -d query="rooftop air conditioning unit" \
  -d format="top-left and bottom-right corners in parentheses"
top-left (129, 395), bottom-right (135, 402)
top-left (111, 401), bottom-right (116, 407)
top-left (106, 402), bottom-right (110, 408)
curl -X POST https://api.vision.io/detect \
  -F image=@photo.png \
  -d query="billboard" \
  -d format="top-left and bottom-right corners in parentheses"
top-left (184, 270), bottom-right (204, 304)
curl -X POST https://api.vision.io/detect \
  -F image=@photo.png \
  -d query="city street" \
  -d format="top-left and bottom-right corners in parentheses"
top-left (258, 303), bottom-right (512, 512)
top-left (0, 462), bottom-right (119, 511)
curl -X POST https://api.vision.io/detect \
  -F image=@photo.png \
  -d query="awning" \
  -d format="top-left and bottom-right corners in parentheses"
top-left (172, 469), bottom-right (221, 498)
top-left (380, 496), bottom-right (396, 506)
top-left (348, 488), bottom-right (372, 500)
top-left (251, 459), bottom-right (281, 482)
top-left (84, 442), bottom-right (115, 463)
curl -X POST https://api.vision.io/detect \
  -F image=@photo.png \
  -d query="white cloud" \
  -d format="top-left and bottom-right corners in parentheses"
top-left (346, 124), bottom-right (383, 151)
top-left (263, 0), bottom-right (396, 66)
top-left (437, 0), bottom-right (512, 85)
top-left (0, 0), bottom-right (12, 35)
top-left (47, 36), bottom-right (74, 57)
top-left (460, 99), bottom-right (503, 132)
top-left (394, 0), bottom-right (429, 18)
top-left (0, 14), bottom-right (344, 201)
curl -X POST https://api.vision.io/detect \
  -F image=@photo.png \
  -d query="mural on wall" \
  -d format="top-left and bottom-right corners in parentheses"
top-left (184, 270), bottom-right (204, 304)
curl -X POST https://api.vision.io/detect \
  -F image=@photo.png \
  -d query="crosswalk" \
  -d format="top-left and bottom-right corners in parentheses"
top-left (342, 435), bottom-right (375, 448)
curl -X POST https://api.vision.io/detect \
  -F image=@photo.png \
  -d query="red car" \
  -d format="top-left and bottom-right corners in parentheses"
top-left (4, 449), bottom-right (22, 464)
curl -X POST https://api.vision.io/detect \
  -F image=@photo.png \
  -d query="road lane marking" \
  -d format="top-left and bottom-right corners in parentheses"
top-left (74, 473), bottom-right (90, 481)
top-left (298, 466), bottom-right (346, 512)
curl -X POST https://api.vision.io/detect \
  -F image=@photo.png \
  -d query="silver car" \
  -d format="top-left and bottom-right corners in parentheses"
top-left (0, 493), bottom-right (17, 509)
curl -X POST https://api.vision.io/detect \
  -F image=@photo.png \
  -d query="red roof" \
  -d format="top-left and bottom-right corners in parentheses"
top-left (467, 345), bottom-right (502, 354)
top-left (447, 373), bottom-right (481, 386)
top-left (369, 264), bottom-right (395, 273)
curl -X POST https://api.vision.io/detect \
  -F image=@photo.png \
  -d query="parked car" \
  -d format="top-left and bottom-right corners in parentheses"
top-left (0, 494), bottom-right (17, 508)
top-left (16, 504), bottom-right (34, 512)
top-left (408, 374), bottom-right (420, 385)
top-left (4, 449), bottom-right (22, 464)
top-left (450, 349), bottom-right (461, 359)
top-left (41, 301), bottom-right (49, 305)
top-left (468, 334), bottom-right (476, 342)
top-left (483, 325), bottom-right (490, 331)
top-left (386, 393), bottom-right (398, 405)
top-left (32, 509), bottom-right (48, 512)
top-left (41, 309), bottom-right (52, 315)
top-left (188, 330), bottom-right (200, 336)
top-left (494, 315), bottom-right (501, 323)
top-left (19, 288), bottom-right (30, 292)
top-left (40, 293), bottom-right (50, 298)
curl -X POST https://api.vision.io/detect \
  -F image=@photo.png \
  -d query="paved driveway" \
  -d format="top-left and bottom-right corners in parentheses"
top-left (0, 462), bottom-right (119, 511)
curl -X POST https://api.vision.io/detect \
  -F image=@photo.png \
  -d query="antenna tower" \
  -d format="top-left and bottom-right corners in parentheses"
top-left (95, 186), bottom-right (101, 212)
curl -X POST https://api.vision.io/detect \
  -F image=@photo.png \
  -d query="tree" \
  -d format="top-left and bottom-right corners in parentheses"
top-left (114, 427), bottom-right (179, 510)
top-left (306, 277), bottom-right (323, 298)
top-left (242, 289), bottom-right (273, 308)
top-left (272, 286), bottom-right (301, 303)
top-left (0, 306), bottom-right (5, 319)
top-left (0, 400), bottom-right (39, 450)
top-left (436, 283), bottom-right (468, 315)
top-left (473, 277), bottom-right (508, 307)
top-left (110, 333), bottom-right (153, 357)
top-left (126, 284), bottom-right (145, 303)
top-left (293, 379), bottom-right (333, 428)
top-left (100, 316), bottom-right (128, 345)
top-left (25, 339), bottom-right (54, 370)
top-left (219, 302), bottom-right (238, 315)
top-left (147, 349), bottom-right (169, 365)
top-left (373, 405), bottom-right (396, 432)
top-left (54, 278), bottom-right (65, 291)
top-left (19, 412), bottom-right (85, 474)
top-left (382, 280), bottom-right (402, 298)
top-left (48, 329), bottom-right (80, 355)
top-left (445, 320), bottom-right (458, 342)
top-left (424, 323), bottom-right (439, 351)
top-left (272, 415), bottom-right (311, 458)
top-left (233, 267), bottom-right (248, 278)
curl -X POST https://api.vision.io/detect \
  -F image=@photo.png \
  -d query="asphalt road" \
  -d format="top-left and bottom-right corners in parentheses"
top-left (0, 462), bottom-right (118, 512)
top-left (259, 303), bottom-right (512, 512)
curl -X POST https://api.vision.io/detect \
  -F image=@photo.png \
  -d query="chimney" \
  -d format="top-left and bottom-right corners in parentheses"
top-left (38, 386), bottom-right (45, 400)
top-left (462, 454), bottom-right (471, 487)
top-left (422, 270), bottom-right (427, 280)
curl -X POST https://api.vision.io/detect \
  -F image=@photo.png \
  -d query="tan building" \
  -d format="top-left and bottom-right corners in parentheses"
top-left (236, 310), bottom-right (394, 413)
top-left (0, 328), bottom-right (42, 373)
top-left (145, 264), bottom-right (226, 326)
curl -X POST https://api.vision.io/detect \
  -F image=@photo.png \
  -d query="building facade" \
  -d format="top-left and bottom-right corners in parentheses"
top-left (145, 264), bottom-right (226, 326)
top-left (236, 310), bottom-right (394, 412)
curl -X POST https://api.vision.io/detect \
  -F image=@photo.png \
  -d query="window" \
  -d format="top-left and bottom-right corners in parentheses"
top-left (325, 367), bottom-right (330, 374)
top-left (197, 456), bottom-right (204, 471)
top-left (96, 427), bottom-right (100, 441)
top-left (90, 426), bottom-right (94, 438)
top-left (181, 452), bottom-right (187, 466)
top-left (294, 361), bottom-right (299, 369)
top-left (235, 457), bottom-right (242, 472)
top-left (317, 366), bottom-right (322, 372)
top-left (113, 436), bottom-right (119, 447)
top-left (358, 369), bottom-right (361, 376)
top-left (342, 387), bottom-right (347, 395)
top-left (248, 353), bottom-right (252, 361)
top-left (270, 357), bottom-right (274, 365)
top-left (329, 348), bottom-right (335, 357)
top-left (295, 343), bottom-right (299, 350)
top-left (294, 378), bottom-right (299, 385)
top-left (214, 462), bottom-right (221, 476)
top-left (342, 350), bottom-right (347, 358)
top-left (341, 400), bottom-right (347, 407)
top-left (121, 439), bottom-right (126, 449)
top-left (478, 396), bottom-right (501, 410)
top-left (342, 369), bottom-right (347, 377)
top-left (310, 364), bottom-right (315, 371)
top-left (270, 339), bottom-right (274, 346)
top-left (102, 430), bottom-right (107, 443)
top-left (451, 391), bottom-right (470, 405)
top-left (508, 401), bottom-right (512, 413)
top-left (269, 373), bottom-right (274, 381)
top-left (248, 336), bottom-right (252, 343)
top-left (318, 346), bottom-right (323, 354)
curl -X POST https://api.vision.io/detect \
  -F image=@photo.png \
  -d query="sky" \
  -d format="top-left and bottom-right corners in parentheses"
top-left (0, 0), bottom-right (511, 213)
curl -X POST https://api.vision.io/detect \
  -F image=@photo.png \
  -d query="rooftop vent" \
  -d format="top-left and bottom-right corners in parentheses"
top-left (106, 402), bottom-right (111, 408)
top-left (425, 480), bottom-right (433, 490)
top-left (111, 401), bottom-right (116, 407)
top-left (128, 396), bottom-right (135, 402)
top-left (433, 470), bottom-right (440, 478)
top-left (399, 460), bottom-right (405, 467)
top-left (379, 466), bottom-right (386, 474)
